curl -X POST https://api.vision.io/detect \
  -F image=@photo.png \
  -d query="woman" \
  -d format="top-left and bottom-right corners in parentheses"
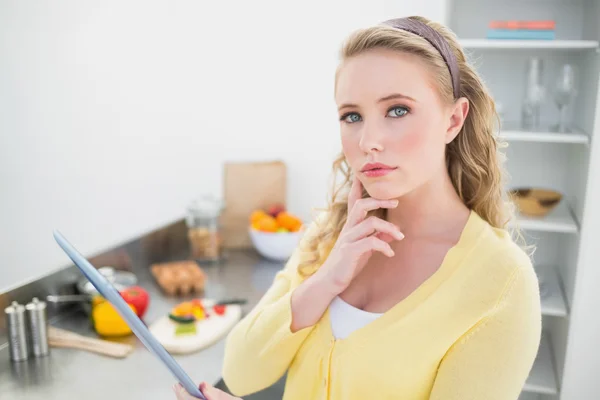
top-left (175, 15), bottom-right (541, 400)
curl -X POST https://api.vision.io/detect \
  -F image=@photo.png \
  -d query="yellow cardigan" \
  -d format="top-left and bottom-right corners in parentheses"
top-left (222, 210), bottom-right (542, 400)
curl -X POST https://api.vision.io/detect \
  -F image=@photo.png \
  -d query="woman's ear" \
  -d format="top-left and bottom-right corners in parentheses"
top-left (445, 97), bottom-right (469, 144)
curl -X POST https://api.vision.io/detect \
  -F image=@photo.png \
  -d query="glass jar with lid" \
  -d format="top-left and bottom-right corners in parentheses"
top-left (185, 195), bottom-right (224, 262)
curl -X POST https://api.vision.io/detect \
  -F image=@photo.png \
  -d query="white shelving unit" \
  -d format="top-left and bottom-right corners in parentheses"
top-left (498, 124), bottom-right (590, 145)
top-left (519, 393), bottom-right (543, 400)
top-left (500, 131), bottom-right (589, 145)
top-left (460, 39), bottom-right (599, 50)
top-left (538, 266), bottom-right (568, 318)
top-left (525, 333), bottom-right (559, 395)
top-left (446, 0), bottom-right (600, 398)
top-left (512, 201), bottom-right (579, 234)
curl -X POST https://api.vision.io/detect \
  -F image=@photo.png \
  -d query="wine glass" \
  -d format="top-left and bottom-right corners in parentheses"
top-left (554, 64), bottom-right (577, 133)
top-left (522, 58), bottom-right (545, 130)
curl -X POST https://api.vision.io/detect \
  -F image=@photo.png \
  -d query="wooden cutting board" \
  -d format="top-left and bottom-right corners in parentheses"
top-left (148, 299), bottom-right (242, 354)
top-left (220, 160), bottom-right (287, 248)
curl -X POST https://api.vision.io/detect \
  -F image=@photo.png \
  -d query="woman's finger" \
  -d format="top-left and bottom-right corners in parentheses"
top-left (350, 235), bottom-right (395, 258)
top-left (173, 383), bottom-right (195, 400)
top-left (346, 197), bottom-right (399, 227)
top-left (347, 174), bottom-right (363, 214)
top-left (343, 216), bottom-right (404, 242)
top-left (376, 231), bottom-right (398, 243)
top-left (199, 382), bottom-right (242, 400)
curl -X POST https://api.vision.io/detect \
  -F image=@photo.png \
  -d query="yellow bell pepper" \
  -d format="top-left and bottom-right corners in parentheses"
top-left (192, 306), bottom-right (206, 320)
top-left (92, 300), bottom-right (137, 337)
top-left (91, 294), bottom-right (105, 307)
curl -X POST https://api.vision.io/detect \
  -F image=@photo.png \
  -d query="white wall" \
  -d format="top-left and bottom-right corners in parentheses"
top-left (0, 1), bottom-right (446, 291)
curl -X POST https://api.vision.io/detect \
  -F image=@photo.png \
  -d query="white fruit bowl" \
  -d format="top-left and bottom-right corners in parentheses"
top-left (249, 227), bottom-right (303, 261)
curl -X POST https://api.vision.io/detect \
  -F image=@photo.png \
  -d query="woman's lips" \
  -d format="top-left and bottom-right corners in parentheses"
top-left (362, 167), bottom-right (397, 177)
top-left (360, 162), bottom-right (397, 177)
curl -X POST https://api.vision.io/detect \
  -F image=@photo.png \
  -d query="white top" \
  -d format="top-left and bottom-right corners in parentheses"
top-left (329, 296), bottom-right (384, 339)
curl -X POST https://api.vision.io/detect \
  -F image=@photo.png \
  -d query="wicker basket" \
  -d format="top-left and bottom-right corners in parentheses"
top-left (509, 188), bottom-right (563, 217)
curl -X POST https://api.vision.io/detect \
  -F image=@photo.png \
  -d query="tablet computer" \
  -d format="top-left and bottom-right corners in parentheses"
top-left (53, 230), bottom-right (206, 399)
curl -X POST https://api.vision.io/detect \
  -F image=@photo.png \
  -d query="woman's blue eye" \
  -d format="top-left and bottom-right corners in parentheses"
top-left (341, 113), bottom-right (362, 123)
top-left (387, 106), bottom-right (409, 118)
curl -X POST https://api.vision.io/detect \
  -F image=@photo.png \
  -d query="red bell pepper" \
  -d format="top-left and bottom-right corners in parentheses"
top-left (120, 286), bottom-right (150, 318)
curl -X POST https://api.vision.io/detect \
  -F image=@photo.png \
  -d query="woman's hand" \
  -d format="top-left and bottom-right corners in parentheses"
top-left (289, 175), bottom-right (404, 332)
top-left (316, 175), bottom-right (404, 294)
top-left (173, 382), bottom-right (242, 400)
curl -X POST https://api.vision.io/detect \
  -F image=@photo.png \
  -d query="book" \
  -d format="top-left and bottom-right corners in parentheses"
top-left (486, 29), bottom-right (556, 40)
top-left (489, 20), bottom-right (556, 30)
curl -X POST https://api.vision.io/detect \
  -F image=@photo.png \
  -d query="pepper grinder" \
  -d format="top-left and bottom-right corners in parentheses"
top-left (4, 301), bottom-right (29, 362)
top-left (26, 297), bottom-right (50, 357)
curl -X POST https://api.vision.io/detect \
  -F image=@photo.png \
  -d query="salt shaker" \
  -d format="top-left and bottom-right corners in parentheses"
top-left (26, 297), bottom-right (49, 357)
top-left (4, 301), bottom-right (29, 362)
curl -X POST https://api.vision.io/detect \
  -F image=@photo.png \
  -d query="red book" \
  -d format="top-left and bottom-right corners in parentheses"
top-left (489, 20), bottom-right (556, 30)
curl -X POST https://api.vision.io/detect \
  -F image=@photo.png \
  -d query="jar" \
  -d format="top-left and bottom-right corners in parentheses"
top-left (186, 195), bottom-right (223, 262)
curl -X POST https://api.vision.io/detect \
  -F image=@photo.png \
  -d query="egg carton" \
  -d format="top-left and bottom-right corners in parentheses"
top-left (150, 260), bottom-right (206, 296)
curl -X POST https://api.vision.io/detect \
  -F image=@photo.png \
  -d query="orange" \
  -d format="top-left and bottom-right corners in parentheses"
top-left (256, 215), bottom-right (278, 232)
top-left (250, 210), bottom-right (269, 224)
top-left (276, 212), bottom-right (302, 232)
top-left (289, 223), bottom-right (302, 233)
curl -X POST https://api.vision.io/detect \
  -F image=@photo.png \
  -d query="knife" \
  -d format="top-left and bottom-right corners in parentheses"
top-left (214, 298), bottom-right (248, 306)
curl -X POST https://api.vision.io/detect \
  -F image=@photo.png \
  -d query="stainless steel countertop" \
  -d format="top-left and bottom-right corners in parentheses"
top-left (0, 248), bottom-right (285, 400)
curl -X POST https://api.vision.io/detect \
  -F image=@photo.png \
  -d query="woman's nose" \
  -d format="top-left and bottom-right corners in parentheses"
top-left (359, 126), bottom-right (384, 153)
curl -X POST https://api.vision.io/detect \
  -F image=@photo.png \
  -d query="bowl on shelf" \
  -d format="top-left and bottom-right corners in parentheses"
top-left (509, 187), bottom-right (563, 217)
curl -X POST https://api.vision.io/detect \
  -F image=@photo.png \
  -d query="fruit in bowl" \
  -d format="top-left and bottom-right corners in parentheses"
top-left (250, 204), bottom-right (302, 233)
top-left (249, 205), bottom-right (304, 261)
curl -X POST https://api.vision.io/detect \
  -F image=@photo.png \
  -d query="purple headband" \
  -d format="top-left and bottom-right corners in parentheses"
top-left (383, 17), bottom-right (461, 99)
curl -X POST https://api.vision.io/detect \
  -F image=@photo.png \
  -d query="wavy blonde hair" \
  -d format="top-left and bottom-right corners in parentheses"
top-left (297, 16), bottom-right (520, 277)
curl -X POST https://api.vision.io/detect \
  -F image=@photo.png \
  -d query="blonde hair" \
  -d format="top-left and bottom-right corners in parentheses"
top-left (297, 16), bottom-right (520, 277)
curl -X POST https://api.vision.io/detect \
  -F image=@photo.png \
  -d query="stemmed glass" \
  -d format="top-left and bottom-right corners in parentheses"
top-left (554, 64), bottom-right (577, 133)
top-left (522, 58), bottom-right (545, 130)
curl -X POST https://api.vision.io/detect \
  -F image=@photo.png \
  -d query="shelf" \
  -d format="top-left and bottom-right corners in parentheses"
top-left (459, 39), bottom-right (599, 50)
top-left (499, 125), bottom-right (590, 145)
top-left (512, 200), bottom-right (578, 234)
top-left (537, 266), bottom-right (568, 317)
top-left (518, 392), bottom-right (540, 400)
top-left (523, 333), bottom-right (559, 395)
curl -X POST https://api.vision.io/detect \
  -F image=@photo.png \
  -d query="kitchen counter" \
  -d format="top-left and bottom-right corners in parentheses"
top-left (0, 244), bottom-right (287, 400)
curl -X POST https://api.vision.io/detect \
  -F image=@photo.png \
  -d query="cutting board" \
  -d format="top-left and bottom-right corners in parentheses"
top-left (148, 299), bottom-right (242, 354)
top-left (220, 160), bottom-right (287, 248)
